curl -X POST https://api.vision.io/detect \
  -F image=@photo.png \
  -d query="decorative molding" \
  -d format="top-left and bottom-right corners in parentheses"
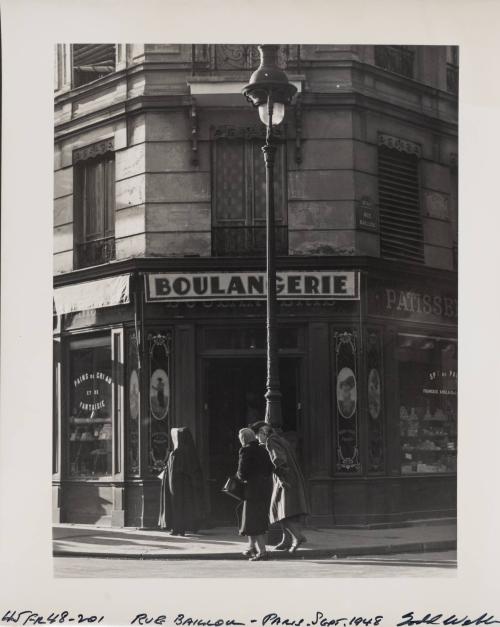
top-left (73, 138), bottom-right (114, 164)
top-left (334, 330), bottom-right (360, 472)
top-left (294, 93), bottom-right (303, 165)
top-left (212, 124), bottom-right (284, 141)
top-left (378, 133), bottom-right (421, 157)
top-left (190, 99), bottom-right (199, 166)
top-left (335, 330), bottom-right (357, 354)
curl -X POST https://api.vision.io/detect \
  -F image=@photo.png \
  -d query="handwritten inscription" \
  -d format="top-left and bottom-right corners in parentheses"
top-left (1, 611), bottom-right (499, 627)
top-left (1, 611), bottom-right (104, 624)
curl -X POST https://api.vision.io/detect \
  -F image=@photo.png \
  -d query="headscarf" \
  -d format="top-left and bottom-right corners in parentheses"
top-left (238, 427), bottom-right (257, 445)
top-left (168, 427), bottom-right (203, 491)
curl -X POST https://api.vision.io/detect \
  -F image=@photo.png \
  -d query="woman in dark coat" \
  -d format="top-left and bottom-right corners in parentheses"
top-left (236, 428), bottom-right (273, 561)
top-left (251, 421), bottom-right (309, 553)
top-left (158, 427), bottom-right (204, 535)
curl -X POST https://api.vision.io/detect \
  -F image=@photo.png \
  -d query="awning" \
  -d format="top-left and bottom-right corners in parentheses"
top-left (53, 274), bottom-right (131, 315)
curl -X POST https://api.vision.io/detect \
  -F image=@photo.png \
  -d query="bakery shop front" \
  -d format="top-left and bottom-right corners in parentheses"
top-left (53, 262), bottom-right (457, 528)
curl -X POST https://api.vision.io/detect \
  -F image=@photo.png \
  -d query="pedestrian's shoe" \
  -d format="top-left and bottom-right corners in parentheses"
top-left (242, 548), bottom-right (256, 557)
top-left (288, 536), bottom-right (307, 554)
top-left (249, 552), bottom-right (269, 561)
top-left (272, 541), bottom-right (291, 551)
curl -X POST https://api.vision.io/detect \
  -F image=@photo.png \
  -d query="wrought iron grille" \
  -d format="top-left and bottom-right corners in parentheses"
top-left (374, 45), bottom-right (414, 79)
top-left (212, 226), bottom-right (288, 257)
top-left (192, 44), bottom-right (300, 74)
top-left (75, 237), bottom-right (116, 269)
top-left (446, 64), bottom-right (458, 95)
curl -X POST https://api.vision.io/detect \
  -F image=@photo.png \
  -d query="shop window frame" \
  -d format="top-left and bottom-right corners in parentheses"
top-left (365, 326), bottom-right (387, 475)
top-left (396, 332), bottom-right (457, 476)
top-left (62, 329), bottom-right (124, 482)
top-left (125, 327), bottom-right (141, 477)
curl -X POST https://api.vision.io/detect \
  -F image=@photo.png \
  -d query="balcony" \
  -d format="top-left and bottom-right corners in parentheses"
top-left (191, 44), bottom-right (302, 75)
top-left (75, 237), bottom-right (116, 269)
top-left (212, 225), bottom-right (288, 257)
top-left (374, 45), bottom-right (414, 79)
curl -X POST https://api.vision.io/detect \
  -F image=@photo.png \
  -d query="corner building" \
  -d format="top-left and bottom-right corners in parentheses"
top-left (53, 45), bottom-right (458, 527)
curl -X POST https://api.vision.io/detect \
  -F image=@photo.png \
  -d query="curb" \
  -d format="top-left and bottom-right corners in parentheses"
top-left (53, 539), bottom-right (456, 561)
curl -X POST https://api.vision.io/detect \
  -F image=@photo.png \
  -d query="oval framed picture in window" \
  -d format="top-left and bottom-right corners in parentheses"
top-left (337, 367), bottom-right (357, 419)
top-left (368, 368), bottom-right (381, 419)
top-left (150, 368), bottom-right (170, 421)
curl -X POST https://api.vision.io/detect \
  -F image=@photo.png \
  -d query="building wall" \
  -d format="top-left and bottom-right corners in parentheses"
top-left (54, 43), bottom-right (458, 273)
top-left (53, 44), bottom-right (458, 527)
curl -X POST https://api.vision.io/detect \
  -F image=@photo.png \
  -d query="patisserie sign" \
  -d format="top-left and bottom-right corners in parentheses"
top-left (422, 370), bottom-right (457, 396)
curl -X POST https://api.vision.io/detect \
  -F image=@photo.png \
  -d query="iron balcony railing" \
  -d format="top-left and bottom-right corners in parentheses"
top-left (212, 225), bottom-right (288, 257)
top-left (75, 236), bottom-right (116, 269)
top-left (374, 45), bottom-right (414, 79)
top-left (191, 44), bottom-right (302, 75)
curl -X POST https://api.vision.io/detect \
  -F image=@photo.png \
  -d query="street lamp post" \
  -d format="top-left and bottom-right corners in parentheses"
top-left (243, 45), bottom-right (297, 428)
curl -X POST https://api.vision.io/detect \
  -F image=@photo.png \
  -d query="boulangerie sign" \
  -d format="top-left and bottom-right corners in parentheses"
top-left (145, 271), bottom-right (360, 302)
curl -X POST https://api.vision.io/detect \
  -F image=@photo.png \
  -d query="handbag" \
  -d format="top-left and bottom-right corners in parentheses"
top-left (221, 475), bottom-right (246, 501)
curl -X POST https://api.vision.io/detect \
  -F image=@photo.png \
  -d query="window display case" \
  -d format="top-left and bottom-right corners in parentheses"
top-left (68, 337), bottom-right (113, 477)
top-left (397, 335), bottom-right (457, 474)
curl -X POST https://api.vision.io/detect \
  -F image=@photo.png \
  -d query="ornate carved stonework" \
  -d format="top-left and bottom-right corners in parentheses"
top-left (73, 138), bottom-right (114, 163)
top-left (212, 125), bottom-right (284, 141)
top-left (378, 133), bottom-right (421, 157)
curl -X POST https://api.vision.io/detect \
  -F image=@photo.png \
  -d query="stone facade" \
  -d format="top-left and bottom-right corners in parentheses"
top-left (54, 43), bottom-right (458, 273)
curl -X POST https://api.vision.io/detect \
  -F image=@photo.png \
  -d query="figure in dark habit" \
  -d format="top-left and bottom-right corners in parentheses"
top-left (158, 427), bottom-right (204, 536)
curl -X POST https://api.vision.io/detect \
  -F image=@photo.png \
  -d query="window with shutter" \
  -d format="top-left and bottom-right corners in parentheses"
top-left (72, 44), bottom-right (116, 88)
top-left (374, 45), bottom-right (415, 79)
top-left (74, 147), bottom-right (116, 269)
top-left (212, 128), bottom-right (287, 256)
top-left (378, 145), bottom-right (424, 264)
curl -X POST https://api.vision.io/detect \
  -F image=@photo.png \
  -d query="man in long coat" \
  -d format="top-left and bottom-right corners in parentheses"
top-left (250, 421), bottom-right (309, 552)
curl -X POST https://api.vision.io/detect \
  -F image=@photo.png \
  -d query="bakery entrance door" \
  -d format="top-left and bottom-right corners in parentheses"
top-left (204, 357), bottom-right (300, 526)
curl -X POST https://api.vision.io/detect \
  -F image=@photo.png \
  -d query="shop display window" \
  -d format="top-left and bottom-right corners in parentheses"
top-left (398, 335), bottom-right (457, 474)
top-left (68, 337), bottom-right (113, 477)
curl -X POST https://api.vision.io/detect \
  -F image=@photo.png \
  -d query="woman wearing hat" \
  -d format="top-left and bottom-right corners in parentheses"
top-left (235, 428), bottom-right (274, 561)
top-left (251, 421), bottom-right (309, 553)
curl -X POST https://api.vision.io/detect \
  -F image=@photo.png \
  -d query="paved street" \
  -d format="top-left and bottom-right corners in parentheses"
top-left (54, 550), bottom-right (456, 578)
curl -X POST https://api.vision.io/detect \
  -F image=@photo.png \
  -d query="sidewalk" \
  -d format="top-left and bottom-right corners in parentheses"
top-left (53, 519), bottom-right (456, 560)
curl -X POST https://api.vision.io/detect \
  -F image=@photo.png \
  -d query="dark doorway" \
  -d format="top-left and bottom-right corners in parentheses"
top-left (204, 357), bottom-right (300, 525)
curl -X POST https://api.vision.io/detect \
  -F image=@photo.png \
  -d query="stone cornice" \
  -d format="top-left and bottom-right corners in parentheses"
top-left (54, 57), bottom-right (457, 142)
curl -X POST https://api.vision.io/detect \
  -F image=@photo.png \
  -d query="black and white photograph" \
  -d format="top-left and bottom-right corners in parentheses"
top-left (51, 42), bottom-right (458, 577)
top-left (2, 0), bottom-right (500, 624)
